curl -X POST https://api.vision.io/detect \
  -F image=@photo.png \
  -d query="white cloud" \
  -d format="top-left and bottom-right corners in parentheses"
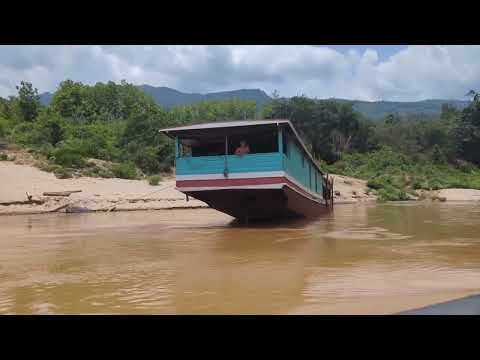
top-left (0, 45), bottom-right (479, 101)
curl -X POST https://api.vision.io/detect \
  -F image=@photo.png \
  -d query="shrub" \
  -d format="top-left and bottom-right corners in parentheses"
top-left (80, 164), bottom-right (114, 179)
top-left (81, 165), bottom-right (101, 177)
top-left (456, 159), bottom-right (476, 174)
top-left (98, 169), bottom-right (114, 178)
top-left (38, 162), bottom-right (61, 173)
top-left (411, 176), bottom-right (424, 190)
top-left (366, 175), bottom-right (392, 190)
top-left (37, 143), bottom-right (56, 159)
top-left (0, 118), bottom-right (7, 138)
top-left (37, 114), bottom-right (66, 146)
top-left (148, 175), bottom-right (161, 186)
top-left (0, 153), bottom-right (7, 161)
top-left (367, 178), bottom-right (384, 190)
top-left (429, 179), bottom-right (444, 191)
top-left (53, 146), bottom-right (86, 168)
top-left (54, 167), bottom-right (73, 179)
top-left (133, 147), bottom-right (161, 175)
top-left (158, 161), bottom-right (172, 173)
top-left (111, 162), bottom-right (137, 179)
top-left (376, 185), bottom-right (409, 202)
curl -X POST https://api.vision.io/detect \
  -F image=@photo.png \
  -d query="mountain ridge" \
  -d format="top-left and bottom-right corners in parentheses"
top-left (38, 85), bottom-right (471, 119)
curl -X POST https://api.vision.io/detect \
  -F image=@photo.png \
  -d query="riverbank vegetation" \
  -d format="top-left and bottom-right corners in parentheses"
top-left (0, 80), bottom-right (256, 180)
top-left (1, 80), bottom-right (480, 201)
top-left (264, 92), bottom-right (480, 201)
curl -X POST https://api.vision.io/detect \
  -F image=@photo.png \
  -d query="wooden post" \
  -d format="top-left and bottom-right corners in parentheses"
top-left (278, 127), bottom-right (283, 154)
top-left (331, 177), bottom-right (334, 209)
top-left (175, 137), bottom-right (179, 159)
top-left (224, 135), bottom-right (229, 178)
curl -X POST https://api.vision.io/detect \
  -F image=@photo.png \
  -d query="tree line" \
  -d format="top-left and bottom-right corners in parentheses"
top-left (263, 93), bottom-right (480, 167)
top-left (0, 80), bottom-right (257, 178)
top-left (1, 80), bottom-right (480, 199)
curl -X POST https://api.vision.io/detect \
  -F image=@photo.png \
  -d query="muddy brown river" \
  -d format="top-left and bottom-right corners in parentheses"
top-left (1, 202), bottom-right (480, 314)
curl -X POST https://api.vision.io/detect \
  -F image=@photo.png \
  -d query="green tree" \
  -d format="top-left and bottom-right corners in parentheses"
top-left (50, 80), bottom-right (90, 121)
top-left (453, 90), bottom-right (480, 165)
top-left (384, 113), bottom-right (400, 126)
top-left (16, 81), bottom-right (41, 122)
top-left (36, 110), bottom-right (66, 146)
top-left (267, 96), bottom-right (365, 163)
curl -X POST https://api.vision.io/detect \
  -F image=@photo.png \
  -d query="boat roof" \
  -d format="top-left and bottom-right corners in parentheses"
top-left (159, 119), bottom-right (290, 132)
top-left (159, 119), bottom-right (324, 175)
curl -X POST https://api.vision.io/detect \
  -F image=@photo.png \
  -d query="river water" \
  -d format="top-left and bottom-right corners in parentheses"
top-left (1, 202), bottom-right (480, 314)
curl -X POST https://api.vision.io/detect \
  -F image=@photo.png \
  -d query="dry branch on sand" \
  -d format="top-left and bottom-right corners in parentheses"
top-left (43, 190), bottom-right (82, 197)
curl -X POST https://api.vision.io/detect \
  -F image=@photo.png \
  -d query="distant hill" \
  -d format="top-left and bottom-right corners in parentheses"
top-left (39, 92), bottom-right (54, 106)
top-left (40, 85), bottom-right (271, 110)
top-left (139, 85), bottom-right (272, 109)
top-left (331, 98), bottom-right (471, 119)
top-left (38, 85), bottom-right (471, 119)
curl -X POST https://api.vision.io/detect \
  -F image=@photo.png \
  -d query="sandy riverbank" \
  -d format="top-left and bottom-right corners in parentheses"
top-left (5, 154), bottom-right (480, 217)
top-left (0, 160), bottom-right (380, 216)
top-left (0, 161), bottom-right (207, 216)
top-left (434, 188), bottom-right (480, 201)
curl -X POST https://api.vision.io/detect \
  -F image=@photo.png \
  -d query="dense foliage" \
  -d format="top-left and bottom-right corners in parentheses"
top-left (0, 80), bottom-right (262, 179)
top-left (263, 92), bottom-right (480, 201)
top-left (2, 80), bottom-right (480, 201)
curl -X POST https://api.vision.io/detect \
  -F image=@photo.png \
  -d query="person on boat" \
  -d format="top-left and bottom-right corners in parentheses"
top-left (235, 140), bottom-right (250, 156)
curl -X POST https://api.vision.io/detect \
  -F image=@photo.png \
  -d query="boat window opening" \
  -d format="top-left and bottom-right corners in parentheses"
top-left (315, 171), bottom-right (318, 192)
top-left (179, 137), bottom-right (225, 157)
top-left (178, 128), bottom-right (279, 158)
top-left (228, 129), bottom-right (278, 155)
top-left (302, 156), bottom-right (305, 168)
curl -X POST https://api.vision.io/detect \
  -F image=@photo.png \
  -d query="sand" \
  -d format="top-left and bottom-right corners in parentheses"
top-left (435, 188), bottom-right (480, 201)
top-left (329, 174), bottom-right (377, 203)
top-left (3, 156), bottom-right (480, 216)
top-left (0, 159), bottom-right (383, 216)
top-left (0, 161), bottom-right (207, 215)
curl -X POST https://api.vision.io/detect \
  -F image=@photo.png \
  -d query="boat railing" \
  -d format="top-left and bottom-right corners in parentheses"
top-left (176, 152), bottom-right (283, 176)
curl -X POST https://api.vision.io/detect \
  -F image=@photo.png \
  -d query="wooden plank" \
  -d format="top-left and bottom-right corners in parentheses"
top-left (43, 190), bottom-right (82, 197)
top-left (0, 199), bottom-right (45, 206)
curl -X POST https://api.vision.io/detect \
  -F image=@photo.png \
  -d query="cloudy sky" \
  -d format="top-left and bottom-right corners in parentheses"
top-left (1, 45), bottom-right (479, 101)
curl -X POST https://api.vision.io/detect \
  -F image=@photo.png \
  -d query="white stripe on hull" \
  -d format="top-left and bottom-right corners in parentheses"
top-left (177, 184), bottom-right (284, 191)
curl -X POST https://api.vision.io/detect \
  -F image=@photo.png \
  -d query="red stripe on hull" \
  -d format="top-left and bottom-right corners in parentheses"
top-left (176, 176), bottom-right (284, 188)
top-left (177, 176), bottom-right (322, 201)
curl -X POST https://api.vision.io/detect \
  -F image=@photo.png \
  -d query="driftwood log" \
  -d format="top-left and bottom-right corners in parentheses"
top-left (43, 190), bottom-right (82, 197)
top-left (0, 199), bottom-right (45, 206)
top-left (0, 191), bottom-right (46, 206)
